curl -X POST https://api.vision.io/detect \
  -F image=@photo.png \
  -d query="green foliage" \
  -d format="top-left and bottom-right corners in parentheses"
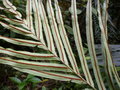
top-left (9, 74), bottom-right (41, 90)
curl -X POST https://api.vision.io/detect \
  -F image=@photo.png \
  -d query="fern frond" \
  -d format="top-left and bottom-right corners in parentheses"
top-left (86, 0), bottom-right (106, 89)
top-left (71, 0), bottom-right (94, 86)
top-left (0, 0), bottom-right (119, 89)
top-left (97, 0), bottom-right (120, 89)
top-left (0, 0), bottom-right (92, 88)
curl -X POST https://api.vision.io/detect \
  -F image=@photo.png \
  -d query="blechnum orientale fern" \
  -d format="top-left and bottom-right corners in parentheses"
top-left (0, 0), bottom-right (119, 89)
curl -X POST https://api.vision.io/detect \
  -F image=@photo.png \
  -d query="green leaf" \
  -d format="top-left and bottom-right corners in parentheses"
top-left (64, 25), bottom-right (73, 35)
top-left (116, 67), bottom-right (120, 71)
top-left (9, 77), bottom-right (21, 84)
top-left (58, 87), bottom-right (63, 90)
top-left (52, 88), bottom-right (57, 90)
top-left (42, 86), bottom-right (47, 90)
top-left (69, 7), bottom-right (82, 15)
top-left (18, 82), bottom-right (27, 90)
top-left (29, 77), bottom-right (41, 83)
